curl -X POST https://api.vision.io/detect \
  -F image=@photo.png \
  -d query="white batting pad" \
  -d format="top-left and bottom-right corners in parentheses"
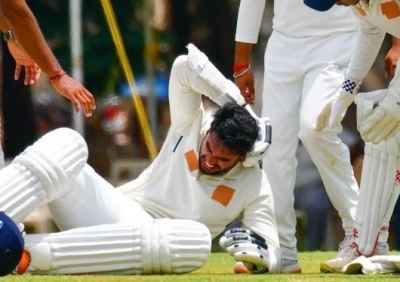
top-left (355, 131), bottom-right (400, 256)
top-left (25, 219), bottom-right (211, 275)
top-left (0, 128), bottom-right (87, 223)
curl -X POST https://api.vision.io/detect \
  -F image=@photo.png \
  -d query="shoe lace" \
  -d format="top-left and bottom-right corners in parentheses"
top-left (337, 235), bottom-right (355, 257)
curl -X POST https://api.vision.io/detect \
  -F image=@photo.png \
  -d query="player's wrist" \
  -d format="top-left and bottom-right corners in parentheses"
top-left (341, 77), bottom-right (362, 95)
top-left (49, 69), bottom-right (67, 84)
top-left (233, 64), bottom-right (251, 78)
top-left (3, 30), bottom-right (13, 42)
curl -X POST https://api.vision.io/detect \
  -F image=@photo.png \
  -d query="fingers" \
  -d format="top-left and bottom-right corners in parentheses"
top-left (52, 75), bottom-right (96, 117)
top-left (235, 72), bottom-right (255, 104)
top-left (69, 90), bottom-right (95, 117)
top-left (25, 65), bottom-right (40, 85)
top-left (316, 104), bottom-right (331, 132)
top-left (15, 63), bottom-right (41, 85)
top-left (78, 89), bottom-right (96, 117)
top-left (359, 108), bottom-right (385, 142)
top-left (14, 64), bottom-right (22, 81)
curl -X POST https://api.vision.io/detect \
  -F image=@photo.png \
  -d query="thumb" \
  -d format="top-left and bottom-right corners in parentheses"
top-left (316, 104), bottom-right (331, 132)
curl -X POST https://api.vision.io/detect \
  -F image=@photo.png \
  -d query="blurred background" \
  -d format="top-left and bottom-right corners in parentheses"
top-left (1, 0), bottom-right (398, 251)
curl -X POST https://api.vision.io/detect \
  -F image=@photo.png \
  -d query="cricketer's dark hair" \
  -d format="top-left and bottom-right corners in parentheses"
top-left (209, 102), bottom-right (258, 155)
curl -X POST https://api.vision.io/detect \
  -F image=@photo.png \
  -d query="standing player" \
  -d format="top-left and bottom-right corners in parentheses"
top-left (233, 0), bottom-right (361, 273)
top-left (0, 44), bottom-right (282, 276)
top-left (304, 0), bottom-right (400, 273)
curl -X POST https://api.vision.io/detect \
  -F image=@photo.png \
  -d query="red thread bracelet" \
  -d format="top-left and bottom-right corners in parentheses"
top-left (49, 69), bottom-right (67, 84)
top-left (233, 64), bottom-right (250, 73)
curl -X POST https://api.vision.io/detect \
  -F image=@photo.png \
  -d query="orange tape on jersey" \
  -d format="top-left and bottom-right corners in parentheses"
top-left (212, 185), bottom-right (235, 207)
top-left (185, 149), bottom-right (199, 171)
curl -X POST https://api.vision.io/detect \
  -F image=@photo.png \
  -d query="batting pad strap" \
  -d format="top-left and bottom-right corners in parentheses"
top-left (141, 218), bottom-right (211, 274)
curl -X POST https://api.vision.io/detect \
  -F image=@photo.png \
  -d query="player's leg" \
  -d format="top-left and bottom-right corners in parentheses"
top-left (320, 137), bottom-right (397, 272)
top-left (0, 127), bottom-right (87, 224)
top-left (320, 90), bottom-right (396, 272)
top-left (298, 32), bottom-right (359, 273)
top-left (47, 164), bottom-right (153, 231)
top-left (355, 141), bottom-right (399, 252)
top-left (261, 31), bottom-right (304, 273)
top-left (354, 135), bottom-right (400, 255)
top-left (22, 218), bottom-right (211, 275)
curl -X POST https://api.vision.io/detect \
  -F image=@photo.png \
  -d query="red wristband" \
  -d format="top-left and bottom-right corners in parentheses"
top-left (233, 64), bottom-right (250, 73)
top-left (49, 69), bottom-right (67, 84)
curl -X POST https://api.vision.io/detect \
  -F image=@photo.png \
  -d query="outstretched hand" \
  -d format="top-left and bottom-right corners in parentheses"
top-left (51, 74), bottom-right (96, 117)
top-left (235, 70), bottom-right (255, 104)
top-left (7, 39), bottom-right (41, 85)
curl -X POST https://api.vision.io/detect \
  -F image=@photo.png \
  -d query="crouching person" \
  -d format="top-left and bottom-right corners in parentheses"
top-left (0, 44), bottom-right (281, 275)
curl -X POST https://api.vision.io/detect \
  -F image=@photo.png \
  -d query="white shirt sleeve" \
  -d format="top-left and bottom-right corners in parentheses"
top-left (240, 170), bottom-right (280, 248)
top-left (346, 9), bottom-right (386, 81)
top-left (235, 0), bottom-right (266, 43)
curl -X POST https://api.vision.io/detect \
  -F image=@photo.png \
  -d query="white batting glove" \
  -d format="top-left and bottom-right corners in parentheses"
top-left (316, 78), bottom-right (361, 131)
top-left (358, 87), bottom-right (400, 144)
top-left (354, 89), bottom-right (386, 129)
top-left (219, 228), bottom-right (276, 273)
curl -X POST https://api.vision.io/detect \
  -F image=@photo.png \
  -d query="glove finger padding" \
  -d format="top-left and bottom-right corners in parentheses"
top-left (219, 228), bottom-right (280, 273)
top-left (354, 92), bottom-right (378, 129)
top-left (220, 228), bottom-right (267, 248)
top-left (316, 102), bottom-right (332, 132)
top-left (230, 243), bottom-right (269, 274)
top-left (359, 87), bottom-right (400, 144)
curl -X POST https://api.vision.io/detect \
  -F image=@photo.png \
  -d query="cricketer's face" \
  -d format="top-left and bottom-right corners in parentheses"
top-left (335, 0), bottom-right (360, 7)
top-left (199, 131), bottom-right (245, 175)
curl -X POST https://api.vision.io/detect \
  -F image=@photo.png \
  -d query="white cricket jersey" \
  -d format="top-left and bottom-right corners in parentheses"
top-left (347, 0), bottom-right (400, 80)
top-left (117, 58), bottom-right (277, 245)
top-left (235, 0), bottom-right (358, 42)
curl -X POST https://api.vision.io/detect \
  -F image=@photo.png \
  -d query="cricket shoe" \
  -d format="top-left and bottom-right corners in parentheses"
top-left (14, 250), bottom-right (31, 275)
top-left (233, 262), bottom-right (268, 274)
top-left (320, 237), bottom-right (389, 273)
top-left (281, 259), bottom-right (302, 274)
top-left (234, 259), bottom-right (301, 274)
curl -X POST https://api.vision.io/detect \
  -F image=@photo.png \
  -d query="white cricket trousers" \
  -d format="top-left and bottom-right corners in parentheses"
top-left (261, 30), bottom-right (359, 260)
top-left (48, 164), bottom-right (152, 230)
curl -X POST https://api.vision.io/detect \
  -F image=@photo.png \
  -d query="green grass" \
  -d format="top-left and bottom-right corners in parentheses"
top-left (5, 251), bottom-right (400, 281)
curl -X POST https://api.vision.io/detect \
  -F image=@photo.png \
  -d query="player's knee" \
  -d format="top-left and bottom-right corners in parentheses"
top-left (298, 122), bottom-right (320, 146)
top-left (13, 128), bottom-right (88, 202)
top-left (141, 218), bottom-right (211, 274)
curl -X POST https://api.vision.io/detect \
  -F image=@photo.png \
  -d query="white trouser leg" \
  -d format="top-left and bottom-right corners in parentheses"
top-left (25, 219), bottom-right (211, 275)
top-left (0, 128), bottom-right (87, 223)
top-left (263, 31), bottom-right (358, 260)
top-left (48, 164), bottom-right (153, 230)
